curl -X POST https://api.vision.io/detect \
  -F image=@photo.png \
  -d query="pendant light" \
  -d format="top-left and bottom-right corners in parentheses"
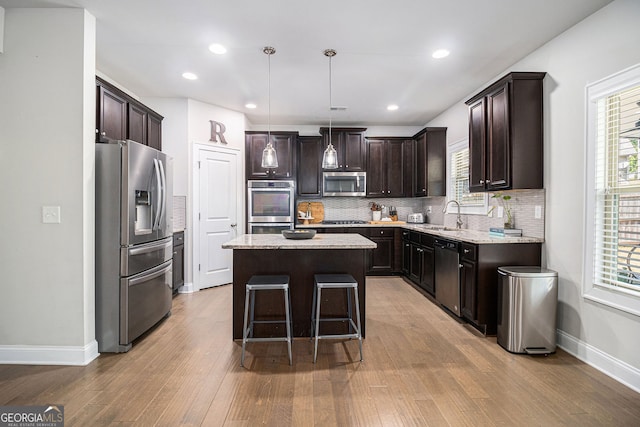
top-left (261, 46), bottom-right (278, 169)
top-left (322, 49), bottom-right (339, 169)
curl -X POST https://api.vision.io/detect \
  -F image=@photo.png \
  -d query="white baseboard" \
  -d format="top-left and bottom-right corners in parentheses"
top-left (179, 281), bottom-right (195, 293)
top-left (0, 340), bottom-right (99, 366)
top-left (557, 330), bottom-right (640, 393)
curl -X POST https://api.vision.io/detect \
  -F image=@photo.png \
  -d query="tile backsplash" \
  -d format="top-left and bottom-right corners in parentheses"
top-left (299, 188), bottom-right (545, 238)
top-left (434, 189), bottom-right (545, 238)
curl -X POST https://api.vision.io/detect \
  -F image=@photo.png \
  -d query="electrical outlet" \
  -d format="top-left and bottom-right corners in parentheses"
top-left (535, 205), bottom-right (542, 219)
top-left (426, 206), bottom-right (432, 213)
top-left (42, 206), bottom-right (61, 223)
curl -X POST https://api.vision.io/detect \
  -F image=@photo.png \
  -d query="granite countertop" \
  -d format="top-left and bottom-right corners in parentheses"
top-left (222, 233), bottom-right (378, 250)
top-left (296, 222), bottom-right (544, 245)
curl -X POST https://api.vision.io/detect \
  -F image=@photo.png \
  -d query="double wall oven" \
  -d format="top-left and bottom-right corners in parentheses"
top-left (247, 180), bottom-right (295, 234)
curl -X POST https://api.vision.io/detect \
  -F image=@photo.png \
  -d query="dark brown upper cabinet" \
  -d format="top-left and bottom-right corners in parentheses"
top-left (96, 84), bottom-right (127, 143)
top-left (320, 127), bottom-right (367, 171)
top-left (366, 138), bottom-right (413, 197)
top-left (96, 77), bottom-right (163, 150)
top-left (466, 72), bottom-right (546, 193)
top-left (297, 135), bottom-right (323, 196)
top-left (413, 127), bottom-right (447, 197)
top-left (245, 131), bottom-right (297, 180)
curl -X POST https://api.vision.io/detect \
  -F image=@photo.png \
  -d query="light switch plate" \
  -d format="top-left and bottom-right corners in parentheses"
top-left (497, 206), bottom-right (504, 218)
top-left (535, 205), bottom-right (542, 219)
top-left (42, 206), bottom-right (61, 223)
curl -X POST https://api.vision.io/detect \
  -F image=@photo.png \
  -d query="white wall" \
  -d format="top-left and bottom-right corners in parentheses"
top-left (143, 98), bottom-right (247, 288)
top-left (0, 8), bottom-right (98, 365)
top-left (426, 0), bottom-right (640, 387)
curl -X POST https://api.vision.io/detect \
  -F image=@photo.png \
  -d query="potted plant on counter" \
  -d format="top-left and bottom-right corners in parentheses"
top-left (370, 202), bottom-right (382, 221)
top-left (490, 192), bottom-right (514, 228)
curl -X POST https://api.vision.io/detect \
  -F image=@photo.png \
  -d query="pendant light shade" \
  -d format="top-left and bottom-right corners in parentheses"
top-left (261, 46), bottom-right (278, 169)
top-left (322, 49), bottom-right (339, 169)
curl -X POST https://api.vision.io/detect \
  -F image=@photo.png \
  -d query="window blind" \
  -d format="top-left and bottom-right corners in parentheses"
top-left (594, 84), bottom-right (640, 293)
top-left (451, 148), bottom-right (484, 206)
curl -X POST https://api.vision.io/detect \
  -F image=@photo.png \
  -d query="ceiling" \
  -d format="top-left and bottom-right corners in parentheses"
top-left (0, 0), bottom-right (613, 126)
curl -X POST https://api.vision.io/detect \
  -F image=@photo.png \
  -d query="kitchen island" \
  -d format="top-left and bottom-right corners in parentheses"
top-left (222, 233), bottom-right (377, 339)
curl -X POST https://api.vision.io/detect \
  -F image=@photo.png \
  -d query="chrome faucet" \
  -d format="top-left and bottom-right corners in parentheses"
top-left (443, 200), bottom-right (464, 229)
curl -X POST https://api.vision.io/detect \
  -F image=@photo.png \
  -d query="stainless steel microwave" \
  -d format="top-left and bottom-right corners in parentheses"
top-left (323, 172), bottom-right (366, 197)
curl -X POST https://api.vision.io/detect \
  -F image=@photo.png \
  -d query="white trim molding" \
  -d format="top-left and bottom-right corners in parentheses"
top-left (0, 340), bottom-right (99, 366)
top-left (557, 330), bottom-right (640, 394)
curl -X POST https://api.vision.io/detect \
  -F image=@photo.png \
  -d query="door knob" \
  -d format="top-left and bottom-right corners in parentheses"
top-left (230, 223), bottom-right (237, 228)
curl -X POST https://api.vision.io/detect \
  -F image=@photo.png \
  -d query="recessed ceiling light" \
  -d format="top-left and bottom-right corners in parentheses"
top-left (387, 104), bottom-right (399, 111)
top-left (209, 43), bottom-right (227, 55)
top-left (182, 72), bottom-right (198, 80)
top-left (432, 49), bottom-right (450, 59)
top-left (245, 103), bottom-right (257, 109)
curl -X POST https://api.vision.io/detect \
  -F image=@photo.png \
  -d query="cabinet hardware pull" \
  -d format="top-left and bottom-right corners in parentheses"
top-left (101, 131), bottom-right (106, 136)
top-left (464, 249), bottom-right (470, 254)
top-left (486, 180), bottom-right (491, 183)
top-left (480, 180), bottom-right (484, 184)
top-left (459, 264), bottom-right (463, 268)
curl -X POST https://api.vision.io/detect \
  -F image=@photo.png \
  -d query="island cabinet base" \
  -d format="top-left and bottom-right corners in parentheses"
top-left (232, 249), bottom-right (367, 339)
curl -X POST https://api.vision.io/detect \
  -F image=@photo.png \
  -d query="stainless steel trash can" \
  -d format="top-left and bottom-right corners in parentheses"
top-left (497, 266), bottom-right (558, 355)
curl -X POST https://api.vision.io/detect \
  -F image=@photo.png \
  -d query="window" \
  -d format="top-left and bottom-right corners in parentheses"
top-left (446, 139), bottom-right (487, 214)
top-left (584, 63), bottom-right (640, 316)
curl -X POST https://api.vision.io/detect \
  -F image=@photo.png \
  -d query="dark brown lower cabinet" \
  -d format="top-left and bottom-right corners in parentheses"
top-left (402, 231), bottom-right (435, 296)
top-left (172, 231), bottom-right (184, 294)
top-left (459, 242), bottom-right (541, 335)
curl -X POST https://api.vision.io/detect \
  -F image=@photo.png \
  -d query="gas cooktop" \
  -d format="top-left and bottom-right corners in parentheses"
top-left (322, 220), bottom-right (368, 225)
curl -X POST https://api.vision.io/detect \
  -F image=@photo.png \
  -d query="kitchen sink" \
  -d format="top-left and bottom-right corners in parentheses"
top-left (427, 226), bottom-right (460, 232)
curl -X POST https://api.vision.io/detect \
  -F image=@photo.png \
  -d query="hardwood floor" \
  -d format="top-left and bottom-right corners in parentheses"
top-left (1, 276), bottom-right (639, 426)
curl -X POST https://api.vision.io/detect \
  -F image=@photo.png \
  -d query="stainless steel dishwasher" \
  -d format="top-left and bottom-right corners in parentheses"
top-left (434, 238), bottom-right (461, 316)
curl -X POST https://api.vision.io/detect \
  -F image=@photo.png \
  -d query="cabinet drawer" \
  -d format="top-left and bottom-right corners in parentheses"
top-left (369, 227), bottom-right (394, 238)
top-left (420, 233), bottom-right (434, 247)
top-left (460, 243), bottom-right (477, 261)
top-left (409, 231), bottom-right (421, 243)
top-left (173, 231), bottom-right (184, 246)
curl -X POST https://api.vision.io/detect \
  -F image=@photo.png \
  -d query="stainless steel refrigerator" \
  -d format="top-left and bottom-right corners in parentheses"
top-left (95, 140), bottom-right (173, 352)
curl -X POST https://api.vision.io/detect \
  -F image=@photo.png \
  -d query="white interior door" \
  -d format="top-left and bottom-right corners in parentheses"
top-left (196, 145), bottom-right (240, 289)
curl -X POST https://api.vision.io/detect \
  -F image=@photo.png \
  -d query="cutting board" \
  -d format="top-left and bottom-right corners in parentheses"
top-left (297, 202), bottom-right (324, 224)
top-left (369, 220), bottom-right (406, 225)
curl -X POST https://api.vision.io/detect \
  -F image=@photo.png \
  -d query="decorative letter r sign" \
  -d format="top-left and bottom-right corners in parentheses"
top-left (209, 120), bottom-right (228, 144)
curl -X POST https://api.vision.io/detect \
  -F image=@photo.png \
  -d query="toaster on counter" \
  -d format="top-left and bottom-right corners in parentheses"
top-left (407, 213), bottom-right (425, 223)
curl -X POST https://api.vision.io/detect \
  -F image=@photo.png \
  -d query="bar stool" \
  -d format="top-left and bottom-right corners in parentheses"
top-left (311, 274), bottom-right (363, 363)
top-left (241, 275), bottom-right (293, 367)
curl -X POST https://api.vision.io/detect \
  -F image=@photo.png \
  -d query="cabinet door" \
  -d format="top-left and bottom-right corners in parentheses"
top-left (97, 85), bottom-right (127, 142)
top-left (297, 136), bottom-right (322, 196)
top-left (486, 83), bottom-right (510, 190)
top-left (468, 98), bottom-right (486, 192)
top-left (387, 139), bottom-right (407, 197)
top-left (366, 139), bottom-right (387, 196)
top-left (420, 245), bottom-right (435, 295)
top-left (343, 130), bottom-right (366, 171)
top-left (172, 243), bottom-right (184, 291)
top-left (402, 239), bottom-right (411, 275)
top-left (271, 133), bottom-right (294, 179)
top-left (426, 130), bottom-right (446, 196)
top-left (147, 112), bottom-right (163, 151)
top-left (413, 132), bottom-right (427, 196)
top-left (409, 244), bottom-right (423, 283)
top-left (127, 102), bottom-right (147, 145)
top-left (369, 237), bottom-right (394, 274)
top-left (460, 258), bottom-right (477, 321)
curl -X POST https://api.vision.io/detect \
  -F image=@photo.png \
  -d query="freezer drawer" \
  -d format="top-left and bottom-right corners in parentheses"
top-left (120, 236), bottom-right (172, 276)
top-left (120, 260), bottom-right (173, 346)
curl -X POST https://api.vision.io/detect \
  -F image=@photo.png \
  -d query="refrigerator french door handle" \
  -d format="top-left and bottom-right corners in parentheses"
top-left (153, 158), bottom-right (162, 230)
top-left (158, 158), bottom-right (167, 230)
